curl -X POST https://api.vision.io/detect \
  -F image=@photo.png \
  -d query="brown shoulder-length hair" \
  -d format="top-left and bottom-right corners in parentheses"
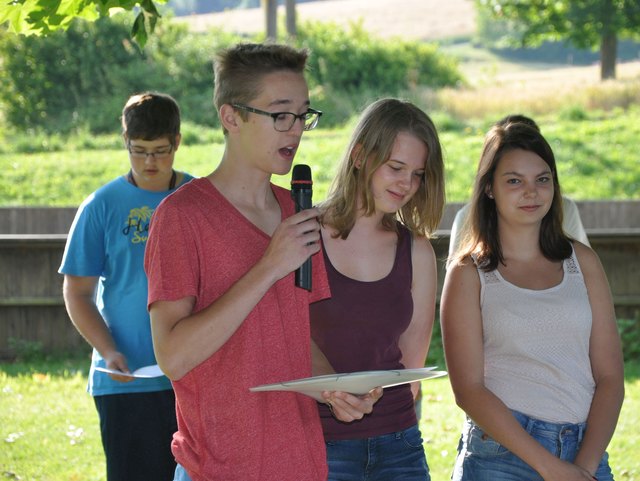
top-left (457, 122), bottom-right (572, 271)
top-left (320, 98), bottom-right (445, 239)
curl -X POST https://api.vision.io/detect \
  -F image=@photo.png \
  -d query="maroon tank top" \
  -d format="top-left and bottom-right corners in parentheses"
top-left (310, 224), bottom-right (417, 440)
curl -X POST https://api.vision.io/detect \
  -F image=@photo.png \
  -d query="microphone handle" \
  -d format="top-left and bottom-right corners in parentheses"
top-left (296, 256), bottom-right (312, 291)
top-left (293, 188), bottom-right (312, 291)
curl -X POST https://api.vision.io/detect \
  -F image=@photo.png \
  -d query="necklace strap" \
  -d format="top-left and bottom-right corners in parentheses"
top-left (127, 169), bottom-right (177, 190)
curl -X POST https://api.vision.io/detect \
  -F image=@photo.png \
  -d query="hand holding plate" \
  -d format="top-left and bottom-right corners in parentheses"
top-left (322, 386), bottom-right (383, 422)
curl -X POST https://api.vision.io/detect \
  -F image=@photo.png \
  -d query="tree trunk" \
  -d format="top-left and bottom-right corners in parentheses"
top-left (263, 0), bottom-right (277, 40)
top-left (285, 0), bottom-right (297, 38)
top-left (599, 28), bottom-right (617, 80)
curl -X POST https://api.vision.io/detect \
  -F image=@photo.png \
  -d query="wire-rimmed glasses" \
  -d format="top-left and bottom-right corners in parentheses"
top-left (232, 103), bottom-right (322, 132)
top-left (128, 143), bottom-right (174, 160)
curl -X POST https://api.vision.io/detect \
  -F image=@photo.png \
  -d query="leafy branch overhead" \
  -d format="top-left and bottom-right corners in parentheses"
top-left (0, 0), bottom-right (165, 47)
top-left (475, 0), bottom-right (640, 80)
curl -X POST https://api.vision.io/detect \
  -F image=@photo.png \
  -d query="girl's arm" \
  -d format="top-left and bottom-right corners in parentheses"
top-left (440, 260), bottom-right (596, 481)
top-left (572, 242), bottom-right (625, 474)
top-left (399, 236), bottom-right (437, 398)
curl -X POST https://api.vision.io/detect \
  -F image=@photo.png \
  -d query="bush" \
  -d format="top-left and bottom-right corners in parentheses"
top-left (142, 22), bottom-right (245, 128)
top-left (558, 105), bottom-right (589, 121)
top-left (0, 15), bottom-right (151, 134)
top-left (297, 20), bottom-right (461, 94)
top-left (619, 316), bottom-right (640, 363)
top-left (0, 13), bottom-right (245, 134)
top-left (0, 15), bottom-right (462, 135)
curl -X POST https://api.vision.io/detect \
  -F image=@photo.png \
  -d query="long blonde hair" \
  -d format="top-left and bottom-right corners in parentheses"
top-left (321, 98), bottom-right (445, 239)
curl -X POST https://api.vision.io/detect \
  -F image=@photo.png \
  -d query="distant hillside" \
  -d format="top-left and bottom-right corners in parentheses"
top-left (177, 0), bottom-right (476, 42)
top-left (174, 0), bottom-right (640, 89)
top-left (165, 0), bottom-right (318, 16)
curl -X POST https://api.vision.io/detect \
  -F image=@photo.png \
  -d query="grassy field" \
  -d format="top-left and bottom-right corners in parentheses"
top-left (2, 36), bottom-right (639, 207)
top-left (1, 357), bottom-right (639, 481)
top-left (2, 105), bottom-right (640, 207)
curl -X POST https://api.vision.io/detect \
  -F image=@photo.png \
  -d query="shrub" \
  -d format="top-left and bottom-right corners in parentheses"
top-left (297, 20), bottom-right (461, 94)
top-left (619, 316), bottom-right (640, 362)
top-left (0, 14), bottom-right (246, 134)
top-left (0, 15), bottom-right (461, 135)
top-left (559, 105), bottom-right (589, 121)
top-left (0, 15), bottom-right (150, 134)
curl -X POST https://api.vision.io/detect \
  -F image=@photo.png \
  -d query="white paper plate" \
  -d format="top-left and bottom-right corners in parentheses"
top-left (94, 364), bottom-right (164, 379)
top-left (250, 367), bottom-right (447, 401)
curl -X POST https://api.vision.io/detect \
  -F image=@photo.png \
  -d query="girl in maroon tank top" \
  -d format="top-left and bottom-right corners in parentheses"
top-left (309, 98), bottom-right (446, 481)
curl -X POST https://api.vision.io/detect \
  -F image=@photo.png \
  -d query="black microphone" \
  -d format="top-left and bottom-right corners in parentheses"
top-left (291, 164), bottom-right (313, 291)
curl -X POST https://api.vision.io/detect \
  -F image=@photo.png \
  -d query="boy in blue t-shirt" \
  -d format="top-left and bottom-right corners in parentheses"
top-left (59, 92), bottom-right (193, 481)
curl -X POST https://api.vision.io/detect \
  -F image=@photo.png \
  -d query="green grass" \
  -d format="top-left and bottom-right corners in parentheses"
top-left (421, 365), bottom-right (640, 480)
top-left (1, 106), bottom-right (639, 207)
top-left (1, 358), bottom-right (639, 481)
top-left (0, 356), bottom-right (104, 481)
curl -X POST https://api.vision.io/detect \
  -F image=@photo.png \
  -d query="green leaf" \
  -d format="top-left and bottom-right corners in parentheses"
top-left (0, 0), bottom-right (164, 47)
top-left (0, 3), bottom-right (31, 34)
top-left (140, 0), bottom-right (160, 16)
top-left (131, 11), bottom-right (147, 48)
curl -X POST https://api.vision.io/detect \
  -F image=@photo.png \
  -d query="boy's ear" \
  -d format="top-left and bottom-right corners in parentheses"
top-left (173, 133), bottom-right (182, 150)
top-left (220, 104), bottom-right (241, 132)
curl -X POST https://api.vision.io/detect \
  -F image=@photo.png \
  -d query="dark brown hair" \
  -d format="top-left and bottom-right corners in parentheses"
top-left (121, 92), bottom-right (180, 143)
top-left (459, 122), bottom-right (572, 270)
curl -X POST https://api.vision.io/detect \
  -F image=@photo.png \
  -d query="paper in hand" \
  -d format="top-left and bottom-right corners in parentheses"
top-left (94, 364), bottom-right (164, 378)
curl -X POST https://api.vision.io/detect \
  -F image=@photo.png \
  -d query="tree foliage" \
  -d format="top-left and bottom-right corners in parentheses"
top-left (0, 13), bottom-right (223, 132)
top-left (298, 20), bottom-right (461, 92)
top-left (0, 0), bottom-right (167, 47)
top-left (475, 0), bottom-right (640, 79)
top-left (0, 15), bottom-right (462, 134)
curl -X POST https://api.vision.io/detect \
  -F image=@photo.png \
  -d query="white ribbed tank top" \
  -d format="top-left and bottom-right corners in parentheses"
top-left (477, 248), bottom-right (595, 423)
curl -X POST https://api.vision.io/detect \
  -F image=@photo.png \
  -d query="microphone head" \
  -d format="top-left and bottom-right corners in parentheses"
top-left (291, 164), bottom-right (312, 189)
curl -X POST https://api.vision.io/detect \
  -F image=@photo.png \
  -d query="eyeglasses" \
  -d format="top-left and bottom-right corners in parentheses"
top-left (232, 103), bottom-right (322, 132)
top-left (128, 143), bottom-right (174, 160)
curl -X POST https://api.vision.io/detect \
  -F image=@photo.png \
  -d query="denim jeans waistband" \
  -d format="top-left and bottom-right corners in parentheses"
top-left (509, 409), bottom-right (587, 442)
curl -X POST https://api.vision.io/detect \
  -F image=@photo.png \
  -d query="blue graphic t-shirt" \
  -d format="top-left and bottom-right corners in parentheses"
top-left (59, 173), bottom-right (194, 396)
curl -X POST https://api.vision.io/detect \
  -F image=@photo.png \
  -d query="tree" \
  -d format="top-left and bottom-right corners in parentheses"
top-left (263, 0), bottom-right (277, 39)
top-left (262, 0), bottom-right (297, 40)
top-left (285, 0), bottom-right (297, 37)
top-left (476, 0), bottom-right (640, 80)
top-left (0, 0), bottom-right (166, 48)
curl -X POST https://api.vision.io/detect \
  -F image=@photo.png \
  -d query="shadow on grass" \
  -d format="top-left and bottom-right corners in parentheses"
top-left (2, 355), bottom-right (639, 381)
top-left (0, 351), bottom-right (91, 378)
top-left (491, 40), bottom-right (640, 66)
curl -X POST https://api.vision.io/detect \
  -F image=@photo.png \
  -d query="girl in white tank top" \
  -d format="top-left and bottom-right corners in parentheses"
top-left (440, 120), bottom-right (624, 481)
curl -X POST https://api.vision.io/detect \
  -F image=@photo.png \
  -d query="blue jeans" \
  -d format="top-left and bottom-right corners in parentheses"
top-left (325, 424), bottom-right (430, 481)
top-left (452, 411), bottom-right (614, 481)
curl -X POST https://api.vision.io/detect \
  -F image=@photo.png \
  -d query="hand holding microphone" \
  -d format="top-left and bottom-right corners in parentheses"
top-left (291, 164), bottom-right (313, 291)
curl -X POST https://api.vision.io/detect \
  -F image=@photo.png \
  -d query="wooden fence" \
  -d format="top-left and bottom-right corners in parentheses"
top-left (1, 202), bottom-right (639, 359)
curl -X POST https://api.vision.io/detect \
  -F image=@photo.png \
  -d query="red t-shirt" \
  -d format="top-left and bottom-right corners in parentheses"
top-left (145, 178), bottom-right (330, 481)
